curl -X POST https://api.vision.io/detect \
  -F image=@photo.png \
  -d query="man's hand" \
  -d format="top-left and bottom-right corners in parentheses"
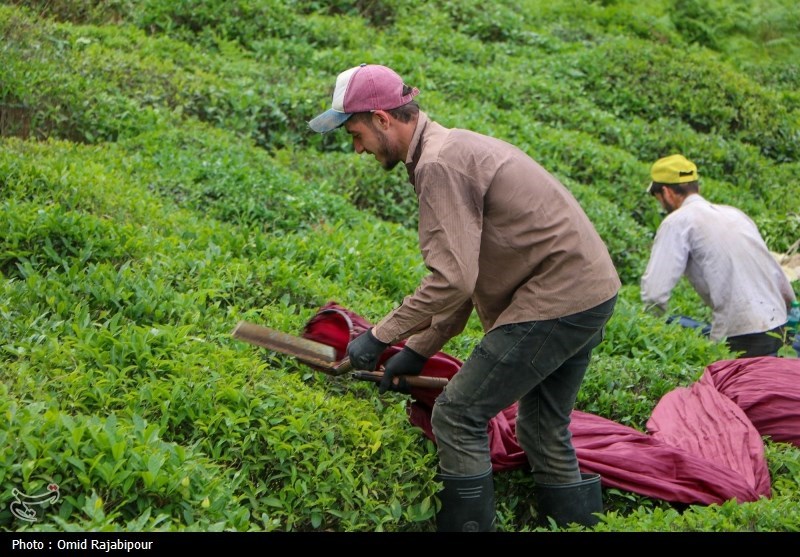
top-left (644, 302), bottom-right (667, 317)
top-left (346, 328), bottom-right (389, 372)
top-left (379, 346), bottom-right (428, 394)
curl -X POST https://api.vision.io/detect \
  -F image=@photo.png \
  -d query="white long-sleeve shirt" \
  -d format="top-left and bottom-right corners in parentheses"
top-left (641, 194), bottom-right (795, 341)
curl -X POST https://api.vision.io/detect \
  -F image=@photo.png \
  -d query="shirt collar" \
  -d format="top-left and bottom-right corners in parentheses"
top-left (404, 111), bottom-right (430, 184)
top-left (681, 193), bottom-right (704, 207)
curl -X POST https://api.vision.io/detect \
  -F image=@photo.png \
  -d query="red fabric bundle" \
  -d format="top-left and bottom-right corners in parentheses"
top-left (701, 356), bottom-right (800, 447)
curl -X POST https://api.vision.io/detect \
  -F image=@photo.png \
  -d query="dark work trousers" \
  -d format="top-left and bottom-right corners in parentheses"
top-left (430, 295), bottom-right (617, 485)
top-left (727, 325), bottom-right (785, 358)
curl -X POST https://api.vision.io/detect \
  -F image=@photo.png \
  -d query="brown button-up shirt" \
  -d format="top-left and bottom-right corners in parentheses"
top-left (373, 112), bottom-right (621, 357)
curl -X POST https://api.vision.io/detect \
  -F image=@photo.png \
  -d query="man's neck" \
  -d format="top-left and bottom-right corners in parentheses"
top-left (396, 113), bottom-right (420, 162)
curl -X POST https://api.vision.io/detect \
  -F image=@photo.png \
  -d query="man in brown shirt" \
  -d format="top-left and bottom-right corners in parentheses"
top-left (309, 64), bottom-right (621, 531)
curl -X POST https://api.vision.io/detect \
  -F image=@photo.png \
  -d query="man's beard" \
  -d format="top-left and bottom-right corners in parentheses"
top-left (375, 128), bottom-right (402, 171)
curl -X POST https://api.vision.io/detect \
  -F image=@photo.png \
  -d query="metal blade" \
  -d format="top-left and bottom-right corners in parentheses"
top-left (231, 321), bottom-right (337, 364)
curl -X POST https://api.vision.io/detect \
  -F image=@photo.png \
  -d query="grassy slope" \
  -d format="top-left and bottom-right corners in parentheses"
top-left (1, 0), bottom-right (799, 532)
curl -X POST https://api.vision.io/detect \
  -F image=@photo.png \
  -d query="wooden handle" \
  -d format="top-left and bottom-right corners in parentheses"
top-left (331, 357), bottom-right (353, 376)
top-left (404, 375), bottom-right (449, 389)
top-left (351, 370), bottom-right (448, 389)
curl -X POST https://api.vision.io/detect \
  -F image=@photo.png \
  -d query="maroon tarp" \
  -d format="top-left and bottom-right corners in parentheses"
top-left (303, 302), bottom-right (799, 505)
top-left (701, 357), bottom-right (800, 447)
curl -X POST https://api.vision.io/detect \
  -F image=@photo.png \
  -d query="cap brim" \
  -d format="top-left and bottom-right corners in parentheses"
top-left (308, 109), bottom-right (352, 133)
top-left (647, 181), bottom-right (655, 194)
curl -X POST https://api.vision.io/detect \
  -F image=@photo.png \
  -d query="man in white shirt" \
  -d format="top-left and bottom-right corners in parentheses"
top-left (641, 154), bottom-right (796, 358)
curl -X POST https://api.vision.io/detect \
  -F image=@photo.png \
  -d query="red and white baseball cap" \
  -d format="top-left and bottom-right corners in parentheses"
top-left (308, 64), bottom-right (419, 133)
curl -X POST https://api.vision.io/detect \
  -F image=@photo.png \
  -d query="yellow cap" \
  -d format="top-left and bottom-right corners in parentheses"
top-left (648, 154), bottom-right (698, 193)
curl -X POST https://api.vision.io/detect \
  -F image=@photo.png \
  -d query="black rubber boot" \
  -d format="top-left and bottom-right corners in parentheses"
top-left (534, 473), bottom-right (603, 528)
top-left (435, 468), bottom-right (496, 532)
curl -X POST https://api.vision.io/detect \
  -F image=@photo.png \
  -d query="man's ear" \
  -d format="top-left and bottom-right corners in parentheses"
top-left (372, 110), bottom-right (391, 130)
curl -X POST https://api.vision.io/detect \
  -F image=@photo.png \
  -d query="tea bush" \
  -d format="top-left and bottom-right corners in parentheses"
top-left (1, 0), bottom-right (799, 533)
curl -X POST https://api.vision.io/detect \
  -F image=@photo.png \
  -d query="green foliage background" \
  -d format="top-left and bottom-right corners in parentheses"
top-left (1, 0), bottom-right (799, 532)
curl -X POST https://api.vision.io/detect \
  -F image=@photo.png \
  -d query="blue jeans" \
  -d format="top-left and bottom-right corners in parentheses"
top-left (431, 295), bottom-right (617, 484)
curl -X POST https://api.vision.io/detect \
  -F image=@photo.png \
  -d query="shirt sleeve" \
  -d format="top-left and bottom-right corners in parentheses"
top-left (405, 299), bottom-right (474, 357)
top-left (373, 161), bottom-right (483, 346)
top-left (640, 217), bottom-right (691, 311)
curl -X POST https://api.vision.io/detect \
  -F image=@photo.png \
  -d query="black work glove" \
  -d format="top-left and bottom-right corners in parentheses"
top-left (379, 346), bottom-right (428, 394)
top-left (346, 328), bottom-right (389, 372)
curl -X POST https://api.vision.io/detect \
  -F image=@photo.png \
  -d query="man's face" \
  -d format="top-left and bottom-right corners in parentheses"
top-left (344, 114), bottom-right (402, 171)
